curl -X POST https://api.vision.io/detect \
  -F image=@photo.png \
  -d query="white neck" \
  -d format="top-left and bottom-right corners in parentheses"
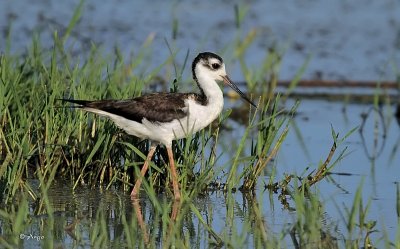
top-left (195, 67), bottom-right (224, 109)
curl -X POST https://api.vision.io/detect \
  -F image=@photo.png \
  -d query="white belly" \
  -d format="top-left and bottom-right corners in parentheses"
top-left (137, 99), bottom-right (223, 146)
top-left (85, 92), bottom-right (224, 147)
top-left (90, 98), bottom-right (224, 147)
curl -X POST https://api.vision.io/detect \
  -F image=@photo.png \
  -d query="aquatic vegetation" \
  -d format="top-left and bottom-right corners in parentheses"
top-left (0, 2), bottom-right (399, 248)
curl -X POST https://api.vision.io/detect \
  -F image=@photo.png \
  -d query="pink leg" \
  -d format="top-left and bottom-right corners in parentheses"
top-left (131, 145), bottom-right (157, 199)
top-left (132, 198), bottom-right (149, 245)
top-left (166, 147), bottom-right (181, 201)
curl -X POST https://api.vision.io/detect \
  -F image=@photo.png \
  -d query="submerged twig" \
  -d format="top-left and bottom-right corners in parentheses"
top-left (303, 137), bottom-right (337, 188)
top-left (265, 126), bottom-right (355, 209)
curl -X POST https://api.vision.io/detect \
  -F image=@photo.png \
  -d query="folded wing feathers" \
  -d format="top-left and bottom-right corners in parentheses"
top-left (59, 92), bottom-right (204, 123)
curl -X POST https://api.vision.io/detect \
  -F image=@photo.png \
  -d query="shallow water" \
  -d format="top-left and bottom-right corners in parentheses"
top-left (280, 99), bottom-right (400, 242)
top-left (1, 0), bottom-right (399, 248)
top-left (9, 99), bottom-right (399, 248)
top-left (1, 0), bottom-right (399, 81)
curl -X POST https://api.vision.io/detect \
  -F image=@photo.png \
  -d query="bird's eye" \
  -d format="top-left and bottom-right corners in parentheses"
top-left (211, 63), bottom-right (220, 70)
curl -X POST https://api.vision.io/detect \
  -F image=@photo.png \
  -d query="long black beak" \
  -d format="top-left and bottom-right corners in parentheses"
top-left (221, 75), bottom-right (257, 108)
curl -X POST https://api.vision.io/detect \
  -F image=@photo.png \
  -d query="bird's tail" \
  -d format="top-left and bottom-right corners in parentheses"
top-left (57, 98), bottom-right (91, 107)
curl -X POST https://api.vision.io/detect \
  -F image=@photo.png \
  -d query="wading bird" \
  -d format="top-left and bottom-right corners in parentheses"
top-left (62, 52), bottom-right (256, 200)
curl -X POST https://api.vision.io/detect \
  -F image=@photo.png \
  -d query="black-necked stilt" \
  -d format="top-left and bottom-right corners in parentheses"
top-left (62, 52), bottom-right (256, 200)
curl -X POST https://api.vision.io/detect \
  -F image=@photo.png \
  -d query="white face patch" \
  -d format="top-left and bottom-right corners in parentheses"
top-left (208, 58), bottom-right (221, 66)
top-left (197, 58), bottom-right (227, 84)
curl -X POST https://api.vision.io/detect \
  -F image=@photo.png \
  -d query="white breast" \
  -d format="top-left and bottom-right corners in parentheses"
top-left (140, 96), bottom-right (223, 147)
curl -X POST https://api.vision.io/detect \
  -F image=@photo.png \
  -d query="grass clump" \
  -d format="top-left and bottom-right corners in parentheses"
top-left (0, 21), bottom-right (180, 199)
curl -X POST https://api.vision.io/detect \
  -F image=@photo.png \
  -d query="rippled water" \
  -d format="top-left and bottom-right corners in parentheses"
top-left (12, 99), bottom-right (399, 248)
top-left (1, 1), bottom-right (399, 248)
top-left (1, 0), bottom-right (399, 81)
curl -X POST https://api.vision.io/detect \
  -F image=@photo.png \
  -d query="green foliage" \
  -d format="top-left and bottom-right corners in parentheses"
top-left (1, 3), bottom-right (395, 248)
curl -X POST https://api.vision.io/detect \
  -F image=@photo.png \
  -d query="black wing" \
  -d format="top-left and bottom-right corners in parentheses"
top-left (61, 92), bottom-right (205, 123)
